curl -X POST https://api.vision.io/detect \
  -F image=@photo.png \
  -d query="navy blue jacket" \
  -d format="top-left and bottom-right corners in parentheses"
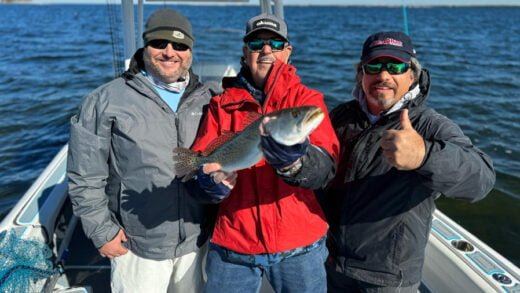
top-left (324, 70), bottom-right (495, 286)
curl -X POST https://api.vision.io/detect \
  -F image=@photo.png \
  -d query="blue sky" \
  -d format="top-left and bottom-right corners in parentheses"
top-left (26, 0), bottom-right (520, 5)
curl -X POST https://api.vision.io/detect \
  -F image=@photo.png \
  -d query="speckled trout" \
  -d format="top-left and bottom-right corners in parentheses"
top-left (173, 106), bottom-right (325, 181)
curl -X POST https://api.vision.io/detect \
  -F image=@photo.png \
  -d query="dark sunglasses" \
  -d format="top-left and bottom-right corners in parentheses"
top-left (363, 62), bottom-right (410, 75)
top-left (246, 39), bottom-right (287, 52)
top-left (147, 39), bottom-right (189, 51)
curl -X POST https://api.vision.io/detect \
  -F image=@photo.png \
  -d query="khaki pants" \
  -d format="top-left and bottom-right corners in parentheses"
top-left (110, 246), bottom-right (207, 293)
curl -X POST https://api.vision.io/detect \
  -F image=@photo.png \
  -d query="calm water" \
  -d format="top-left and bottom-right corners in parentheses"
top-left (0, 4), bottom-right (519, 265)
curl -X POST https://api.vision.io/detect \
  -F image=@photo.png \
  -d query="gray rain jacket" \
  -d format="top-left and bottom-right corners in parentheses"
top-left (325, 69), bottom-right (496, 286)
top-left (67, 49), bottom-right (214, 260)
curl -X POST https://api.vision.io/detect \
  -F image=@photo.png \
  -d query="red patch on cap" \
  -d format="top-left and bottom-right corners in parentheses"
top-left (370, 38), bottom-right (403, 48)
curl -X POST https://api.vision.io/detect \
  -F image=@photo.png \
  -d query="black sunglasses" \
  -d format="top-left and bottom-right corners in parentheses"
top-left (246, 39), bottom-right (288, 52)
top-left (147, 40), bottom-right (189, 51)
top-left (362, 62), bottom-right (410, 75)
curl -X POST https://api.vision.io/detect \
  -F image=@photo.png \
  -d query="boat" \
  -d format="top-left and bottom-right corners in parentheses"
top-left (1, 0), bottom-right (519, 292)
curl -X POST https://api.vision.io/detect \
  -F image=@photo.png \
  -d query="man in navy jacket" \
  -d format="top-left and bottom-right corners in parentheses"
top-left (324, 31), bottom-right (495, 292)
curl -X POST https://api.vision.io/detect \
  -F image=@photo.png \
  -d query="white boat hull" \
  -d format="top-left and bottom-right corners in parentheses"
top-left (1, 144), bottom-right (519, 292)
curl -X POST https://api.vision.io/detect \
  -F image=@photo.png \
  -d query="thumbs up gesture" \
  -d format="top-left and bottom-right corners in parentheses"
top-left (380, 109), bottom-right (426, 170)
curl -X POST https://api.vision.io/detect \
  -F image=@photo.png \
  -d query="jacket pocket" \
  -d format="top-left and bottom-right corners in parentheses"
top-left (395, 209), bottom-right (431, 270)
top-left (343, 220), bottom-right (403, 274)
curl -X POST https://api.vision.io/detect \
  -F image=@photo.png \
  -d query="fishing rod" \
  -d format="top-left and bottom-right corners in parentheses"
top-left (403, 0), bottom-right (409, 35)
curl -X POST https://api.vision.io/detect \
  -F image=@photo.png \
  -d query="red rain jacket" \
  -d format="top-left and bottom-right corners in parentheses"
top-left (192, 61), bottom-right (339, 254)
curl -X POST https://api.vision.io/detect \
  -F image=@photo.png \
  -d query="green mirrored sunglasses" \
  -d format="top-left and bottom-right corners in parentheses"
top-left (363, 62), bottom-right (410, 75)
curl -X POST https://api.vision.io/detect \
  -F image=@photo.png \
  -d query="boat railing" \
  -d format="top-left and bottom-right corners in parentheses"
top-left (0, 145), bottom-right (70, 245)
top-left (425, 209), bottom-right (520, 292)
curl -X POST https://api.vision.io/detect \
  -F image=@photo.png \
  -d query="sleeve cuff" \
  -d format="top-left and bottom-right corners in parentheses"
top-left (276, 157), bottom-right (303, 177)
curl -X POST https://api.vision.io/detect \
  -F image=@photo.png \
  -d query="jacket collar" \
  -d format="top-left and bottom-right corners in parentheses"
top-left (219, 60), bottom-right (298, 110)
top-left (235, 67), bottom-right (265, 104)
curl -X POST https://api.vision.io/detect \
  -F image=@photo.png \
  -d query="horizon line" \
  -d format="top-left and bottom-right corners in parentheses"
top-left (3, 1), bottom-right (520, 6)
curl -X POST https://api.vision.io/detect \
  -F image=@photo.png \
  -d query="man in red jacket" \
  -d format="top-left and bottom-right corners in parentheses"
top-left (190, 13), bottom-right (339, 292)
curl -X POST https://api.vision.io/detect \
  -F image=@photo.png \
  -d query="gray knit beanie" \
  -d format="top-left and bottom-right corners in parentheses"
top-left (143, 9), bottom-right (194, 49)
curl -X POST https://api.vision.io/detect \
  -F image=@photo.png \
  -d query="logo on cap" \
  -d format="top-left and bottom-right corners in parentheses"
top-left (370, 38), bottom-right (403, 48)
top-left (254, 19), bottom-right (279, 30)
top-left (172, 31), bottom-right (185, 39)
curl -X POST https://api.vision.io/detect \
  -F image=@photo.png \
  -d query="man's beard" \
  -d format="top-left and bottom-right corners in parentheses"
top-left (375, 93), bottom-right (396, 112)
top-left (143, 51), bottom-right (192, 83)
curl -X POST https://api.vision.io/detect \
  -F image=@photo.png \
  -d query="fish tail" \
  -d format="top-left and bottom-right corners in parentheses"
top-left (173, 147), bottom-right (200, 182)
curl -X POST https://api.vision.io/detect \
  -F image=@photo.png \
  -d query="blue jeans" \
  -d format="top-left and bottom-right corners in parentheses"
top-left (205, 237), bottom-right (328, 293)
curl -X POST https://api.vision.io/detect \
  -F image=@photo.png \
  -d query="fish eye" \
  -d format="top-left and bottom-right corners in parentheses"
top-left (291, 111), bottom-right (299, 118)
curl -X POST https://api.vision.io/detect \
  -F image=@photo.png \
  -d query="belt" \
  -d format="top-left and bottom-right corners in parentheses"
top-left (211, 236), bottom-right (326, 267)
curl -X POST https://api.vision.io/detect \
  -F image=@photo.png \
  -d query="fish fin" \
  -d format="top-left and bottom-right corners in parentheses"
top-left (172, 147), bottom-right (200, 180)
top-left (241, 111), bottom-right (263, 128)
top-left (202, 112), bottom-right (262, 155)
top-left (201, 131), bottom-right (237, 156)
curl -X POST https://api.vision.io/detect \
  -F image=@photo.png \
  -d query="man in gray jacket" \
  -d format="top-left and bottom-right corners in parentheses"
top-left (324, 31), bottom-right (496, 292)
top-left (67, 10), bottom-right (213, 292)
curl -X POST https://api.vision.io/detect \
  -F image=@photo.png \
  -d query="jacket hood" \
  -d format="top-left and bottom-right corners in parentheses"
top-left (409, 68), bottom-right (431, 108)
top-left (126, 48), bottom-right (146, 75)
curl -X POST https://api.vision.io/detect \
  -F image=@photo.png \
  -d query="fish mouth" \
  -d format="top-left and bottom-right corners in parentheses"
top-left (304, 107), bottom-right (325, 124)
top-left (265, 106), bottom-right (325, 146)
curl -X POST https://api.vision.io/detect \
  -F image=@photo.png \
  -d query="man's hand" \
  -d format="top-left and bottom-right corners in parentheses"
top-left (380, 109), bottom-right (426, 170)
top-left (260, 135), bottom-right (308, 169)
top-left (258, 117), bottom-right (309, 170)
top-left (196, 163), bottom-right (237, 201)
top-left (98, 229), bottom-right (128, 258)
top-left (259, 117), bottom-right (309, 170)
top-left (202, 163), bottom-right (237, 189)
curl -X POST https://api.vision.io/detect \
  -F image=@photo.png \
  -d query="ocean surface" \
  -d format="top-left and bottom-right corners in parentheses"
top-left (0, 4), bottom-right (519, 266)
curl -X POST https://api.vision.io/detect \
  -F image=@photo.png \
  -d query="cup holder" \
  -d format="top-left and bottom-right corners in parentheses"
top-left (492, 273), bottom-right (512, 285)
top-left (451, 240), bottom-right (475, 252)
